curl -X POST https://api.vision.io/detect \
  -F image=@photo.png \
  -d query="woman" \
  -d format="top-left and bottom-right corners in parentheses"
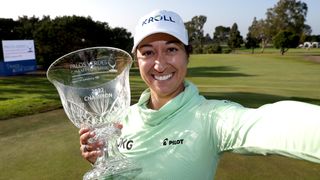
top-left (79, 10), bottom-right (320, 179)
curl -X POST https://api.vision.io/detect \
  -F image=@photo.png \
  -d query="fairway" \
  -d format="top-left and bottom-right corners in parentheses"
top-left (1, 51), bottom-right (320, 179)
top-left (188, 53), bottom-right (320, 107)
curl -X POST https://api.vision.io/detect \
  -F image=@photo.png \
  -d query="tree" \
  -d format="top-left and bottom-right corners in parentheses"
top-left (33, 15), bottom-right (132, 68)
top-left (0, 18), bottom-right (20, 40)
top-left (213, 26), bottom-right (230, 44)
top-left (0, 18), bottom-right (20, 59)
top-left (246, 18), bottom-right (260, 54)
top-left (305, 35), bottom-right (320, 42)
top-left (228, 23), bottom-right (243, 51)
top-left (32, 16), bottom-right (54, 67)
top-left (248, 1), bottom-right (309, 53)
top-left (203, 44), bottom-right (222, 54)
top-left (15, 16), bottom-right (39, 39)
top-left (247, 17), bottom-right (272, 53)
top-left (272, 30), bottom-right (300, 55)
top-left (109, 27), bottom-right (133, 52)
top-left (245, 32), bottom-right (259, 54)
top-left (266, 0), bottom-right (309, 41)
top-left (184, 15), bottom-right (207, 47)
top-left (203, 33), bottom-right (212, 44)
top-left (1, 15), bottom-right (132, 67)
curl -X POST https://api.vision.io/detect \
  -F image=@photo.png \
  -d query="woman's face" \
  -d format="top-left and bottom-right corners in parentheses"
top-left (136, 33), bottom-right (188, 100)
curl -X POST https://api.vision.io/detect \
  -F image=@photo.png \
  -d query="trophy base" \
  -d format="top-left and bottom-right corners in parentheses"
top-left (83, 157), bottom-right (142, 180)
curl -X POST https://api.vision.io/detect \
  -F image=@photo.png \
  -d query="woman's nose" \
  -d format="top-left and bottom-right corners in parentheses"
top-left (154, 53), bottom-right (167, 72)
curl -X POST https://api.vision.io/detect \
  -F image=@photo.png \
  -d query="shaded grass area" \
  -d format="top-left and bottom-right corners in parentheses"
top-left (1, 50), bottom-right (320, 179)
top-left (0, 73), bottom-right (61, 120)
top-left (0, 110), bottom-right (91, 179)
top-left (217, 153), bottom-right (320, 179)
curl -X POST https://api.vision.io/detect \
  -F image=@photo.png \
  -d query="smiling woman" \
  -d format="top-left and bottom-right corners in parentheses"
top-left (76, 9), bottom-right (320, 180)
top-left (136, 33), bottom-right (188, 109)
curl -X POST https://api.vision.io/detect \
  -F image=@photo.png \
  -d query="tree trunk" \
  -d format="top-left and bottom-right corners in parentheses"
top-left (260, 39), bottom-right (268, 53)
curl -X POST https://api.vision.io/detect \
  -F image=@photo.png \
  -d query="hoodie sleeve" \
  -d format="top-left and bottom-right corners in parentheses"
top-left (215, 100), bottom-right (320, 164)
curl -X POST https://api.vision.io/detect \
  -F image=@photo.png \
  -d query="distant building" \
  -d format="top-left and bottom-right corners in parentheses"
top-left (298, 42), bottom-right (319, 48)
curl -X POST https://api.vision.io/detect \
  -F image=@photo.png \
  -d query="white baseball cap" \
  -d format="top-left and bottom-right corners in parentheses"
top-left (131, 9), bottom-right (189, 53)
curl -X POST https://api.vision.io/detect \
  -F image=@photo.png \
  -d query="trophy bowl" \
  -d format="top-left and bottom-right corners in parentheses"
top-left (47, 47), bottom-right (141, 180)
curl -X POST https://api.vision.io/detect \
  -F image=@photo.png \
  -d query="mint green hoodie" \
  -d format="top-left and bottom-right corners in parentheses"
top-left (119, 81), bottom-right (320, 179)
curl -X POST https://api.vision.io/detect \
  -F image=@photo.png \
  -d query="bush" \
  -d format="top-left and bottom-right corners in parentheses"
top-left (192, 45), bottom-right (204, 54)
top-left (223, 48), bottom-right (232, 54)
top-left (204, 44), bottom-right (222, 54)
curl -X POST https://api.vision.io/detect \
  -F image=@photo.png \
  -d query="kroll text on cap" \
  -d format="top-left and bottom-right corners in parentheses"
top-left (132, 9), bottom-right (189, 53)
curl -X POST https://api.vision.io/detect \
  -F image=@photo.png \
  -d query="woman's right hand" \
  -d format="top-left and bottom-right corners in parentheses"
top-left (79, 127), bottom-right (103, 165)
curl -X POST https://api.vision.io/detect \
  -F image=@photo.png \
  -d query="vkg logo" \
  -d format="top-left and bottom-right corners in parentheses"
top-left (142, 14), bottom-right (175, 26)
top-left (162, 138), bottom-right (184, 146)
top-left (118, 138), bottom-right (134, 150)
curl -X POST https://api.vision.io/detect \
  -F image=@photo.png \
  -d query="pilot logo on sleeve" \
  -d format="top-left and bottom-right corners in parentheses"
top-left (162, 138), bottom-right (184, 146)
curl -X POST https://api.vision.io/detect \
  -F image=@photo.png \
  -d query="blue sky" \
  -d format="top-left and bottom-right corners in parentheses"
top-left (1, 0), bottom-right (319, 37)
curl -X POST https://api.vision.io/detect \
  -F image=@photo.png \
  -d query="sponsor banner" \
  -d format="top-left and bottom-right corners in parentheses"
top-left (0, 59), bottom-right (37, 76)
top-left (2, 40), bottom-right (36, 62)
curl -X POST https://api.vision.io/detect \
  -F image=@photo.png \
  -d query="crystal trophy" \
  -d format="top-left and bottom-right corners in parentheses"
top-left (47, 47), bottom-right (142, 179)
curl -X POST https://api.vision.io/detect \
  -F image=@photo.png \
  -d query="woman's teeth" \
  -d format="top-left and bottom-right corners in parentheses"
top-left (154, 74), bottom-right (172, 81)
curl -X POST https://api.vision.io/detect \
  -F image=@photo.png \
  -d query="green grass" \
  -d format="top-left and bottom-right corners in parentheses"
top-left (239, 47), bottom-right (320, 56)
top-left (188, 53), bottom-right (320, 107)
top-left (0, 74), bottom-right (61, 120)
top-left (1, 48), bottom-right (320, 179)
top-left (0, 110), bottom-right (91, 179)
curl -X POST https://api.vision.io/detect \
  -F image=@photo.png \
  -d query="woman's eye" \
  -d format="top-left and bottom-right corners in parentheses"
top-left (167, 47), bottom-right (178, 54)
top-left (142, 50), bottom-right (154, 57)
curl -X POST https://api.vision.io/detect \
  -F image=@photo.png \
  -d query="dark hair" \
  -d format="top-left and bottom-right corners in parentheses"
top-left (184, 45), bottom-right (192, 57)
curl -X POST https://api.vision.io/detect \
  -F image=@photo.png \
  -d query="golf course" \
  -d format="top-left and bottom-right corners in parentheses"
top-left (1, 48), bottom-right (320, 179)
